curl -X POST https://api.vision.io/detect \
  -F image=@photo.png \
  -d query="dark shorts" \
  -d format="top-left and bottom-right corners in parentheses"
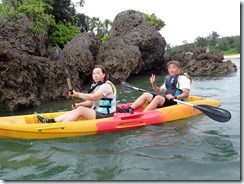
top-left (96, 111), bottom-right (114, 119)
top-left (152, 94), bottom-right (177, 108)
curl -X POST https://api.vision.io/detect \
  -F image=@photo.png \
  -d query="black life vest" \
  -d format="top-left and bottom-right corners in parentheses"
top-left (165, 73), bottom-right (191, 96)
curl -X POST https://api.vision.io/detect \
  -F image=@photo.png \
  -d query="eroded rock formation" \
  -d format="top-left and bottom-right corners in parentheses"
top-left (165, 48), bottom-right (237, 76)
top-left (0, 11), bottom-right (237, 111)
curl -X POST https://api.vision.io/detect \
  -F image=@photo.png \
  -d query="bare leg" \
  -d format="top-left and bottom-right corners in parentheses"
top-left (54, 112), bottom-right (72, 122)
top-left (130, 92), bottom-right (154, 109)
top-left (62, 106), bottom-right (96, 122)
top-left (144, 95), bottom-right (165, 111)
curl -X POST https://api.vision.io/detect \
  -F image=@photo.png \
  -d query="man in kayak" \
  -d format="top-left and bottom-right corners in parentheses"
top-left (36, 65), bottom-right (117, 123)
top-left (121, 60), bottom-right (191, 114)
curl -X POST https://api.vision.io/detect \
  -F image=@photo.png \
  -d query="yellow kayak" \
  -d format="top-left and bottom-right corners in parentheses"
top-left (0, 96), bottom-right (221, 140)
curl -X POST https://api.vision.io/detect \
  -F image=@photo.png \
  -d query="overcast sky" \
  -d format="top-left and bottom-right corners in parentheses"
top-left (73, 0), bottom-right (240, 46)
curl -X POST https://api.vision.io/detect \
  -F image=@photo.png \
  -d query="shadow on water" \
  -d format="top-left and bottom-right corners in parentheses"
top-left (201, 130), bottom-right (239, 162)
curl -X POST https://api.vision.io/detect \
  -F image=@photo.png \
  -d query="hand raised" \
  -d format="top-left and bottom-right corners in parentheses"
top-left (150, 74), bottom-right (156, 84)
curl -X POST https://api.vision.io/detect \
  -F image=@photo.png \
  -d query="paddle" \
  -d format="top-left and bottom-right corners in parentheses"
top-left (56, 46), bottom-right (75, 108)
top-left (121, 81), bottom-right (231, 122)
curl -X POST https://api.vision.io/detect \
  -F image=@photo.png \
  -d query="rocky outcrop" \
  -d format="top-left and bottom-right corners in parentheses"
top-left (0, 17), bottom-right (50, 110)
top-left (97, 38), bottom-right (141, 81)
top-left (63, 33), bottom-right (100, 85)
top-left (0, 12), bottom-right (238, 111)
top-left (0, 48), bottom-right (65, 111)
top-left (165, 48), bottom-right (237, 76)
top-left (0, 17), bottom-right (99, 111)
top-left (0, 16), bottom-right (49, 57)
top-left (96, 10), bottom-right (166, 81)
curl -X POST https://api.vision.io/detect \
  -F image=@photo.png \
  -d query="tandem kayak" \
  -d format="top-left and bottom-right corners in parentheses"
top-left (0, 96), bottom-right (221, 140)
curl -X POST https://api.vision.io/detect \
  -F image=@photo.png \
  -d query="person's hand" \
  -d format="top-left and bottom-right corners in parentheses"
top-left (150, 74), bottom-right (156, 84)
top-left (72, 103), bottom-right (80, 109)
top-left (166, 94), bottom-right (175, 100)
top-left (69, 90), bottom-right (77, 97)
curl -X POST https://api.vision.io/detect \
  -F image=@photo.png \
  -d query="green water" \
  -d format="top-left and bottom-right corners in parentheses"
top-left (0, 58), bottom-right (240, 180)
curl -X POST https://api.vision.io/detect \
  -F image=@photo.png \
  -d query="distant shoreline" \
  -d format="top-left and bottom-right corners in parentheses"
top-left (224, 54), bottom-right (240, 59)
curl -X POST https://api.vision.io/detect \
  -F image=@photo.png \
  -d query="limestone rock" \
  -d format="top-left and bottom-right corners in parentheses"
top-left (97, 10), bottom-right (166, 81)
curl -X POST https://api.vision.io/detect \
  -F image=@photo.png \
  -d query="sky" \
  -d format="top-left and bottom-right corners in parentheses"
top-left (73, 0), bottom-right (240, 46)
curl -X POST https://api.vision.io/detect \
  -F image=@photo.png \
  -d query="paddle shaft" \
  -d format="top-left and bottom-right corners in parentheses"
top-left (56, 46), bottom-right (75, 107)
top-left (173, 99), bottom-right (194, 106)
top-left (132, 86), bottom-right (191, 105)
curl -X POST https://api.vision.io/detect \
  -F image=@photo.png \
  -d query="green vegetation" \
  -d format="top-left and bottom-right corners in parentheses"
top-left (49, 22), bottom-right (80, 46)
top-left (0, 0), bottom-right (55, 35)
top-left (165, 31), bottom-right (240, 57)
top-left (19, 0), bottom-right (55, 37)
top-left (101, 34), bottom-right (109, 44)
top-left (0, 0), bottom-right (111, 47)
top-left (0, 0), bottom-right (165, 47)
top-left (141, 12), bottom-right (165, 30)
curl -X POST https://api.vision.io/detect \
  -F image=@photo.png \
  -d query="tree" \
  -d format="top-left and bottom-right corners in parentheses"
top-left (0, 0), bottom-right (55, 38)
top-left (207, 31), bottom-right (220, 46)
top-left (195, 36), bottom-right (208, 47)
top-left (18, 0), bottom-right (55, 37)
top-left (43, 0), bottom-right (76, 23)
top-left (182, 40), bottom-right (188, 44)
top-left (84, 16), bottom-right (112, 39)
top-left (73, 0), bottom-right (85, 8)
top-left (165, 44), bottom-right (171, 50)
top-left (211, 31), bottom-right (220, 40)
top-left (0, 0), bottom-right (25, 20)
top-left (217, 37), bottom-right (229, 51)
top-left (73, 13), bottom-right (88, 32)
top-left (49, 22), bottom-right (80, 47)
top-left (233, 36), bottom-right (240, 52)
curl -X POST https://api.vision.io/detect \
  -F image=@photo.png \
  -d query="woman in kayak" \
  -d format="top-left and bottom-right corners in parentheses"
top-left (36, 65), bottom-right (117, 123)
top-left (121, 60), bottom-right (191, 114)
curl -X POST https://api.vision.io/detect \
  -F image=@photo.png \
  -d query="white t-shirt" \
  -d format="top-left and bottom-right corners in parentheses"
top-left (96, 83), bottom-right (114, 98)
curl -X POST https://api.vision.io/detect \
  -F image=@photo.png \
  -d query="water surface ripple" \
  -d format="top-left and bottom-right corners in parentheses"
top-left (0, 59), bottom-right (240, 180)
